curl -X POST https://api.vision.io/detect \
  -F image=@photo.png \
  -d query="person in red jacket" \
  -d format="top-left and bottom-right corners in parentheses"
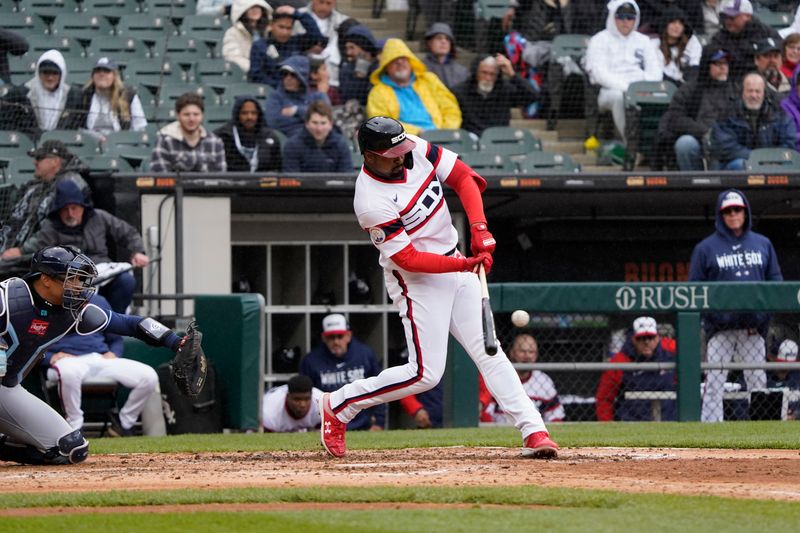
top-left (596, 316), bottom-right (677, 421)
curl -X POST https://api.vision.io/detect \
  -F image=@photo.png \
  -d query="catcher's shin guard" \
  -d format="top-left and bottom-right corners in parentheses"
top-left (0, 430), bottom-right (88, 465)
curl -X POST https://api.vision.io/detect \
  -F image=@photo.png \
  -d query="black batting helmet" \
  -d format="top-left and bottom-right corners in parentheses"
top-left (357, 116), bottom-right (417, 156)
top-left (31, 245), bottom-right (98, 318)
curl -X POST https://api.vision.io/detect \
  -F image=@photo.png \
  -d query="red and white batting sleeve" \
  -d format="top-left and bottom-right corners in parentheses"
top-left (444, 158), bottom-right (488, 226)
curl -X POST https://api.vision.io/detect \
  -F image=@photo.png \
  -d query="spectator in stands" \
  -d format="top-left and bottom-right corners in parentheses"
top-left (452, 54), bottom-right (539, 136)
top-left (282, 100), bottom-right (352, 172)
top-left (42, 293), bottom-right (159, 437)
top-left (420, 1), bottom-right (454, 32)
top-left (0, 49), bottom-right (83, 140)
top-left (767, 339), bottom-right (800, 420)
top-left (299, 0), bottom-right (349, 91)
top-left (657, 46), bottom-right (737, 170)
top-left (421, 23), bottom-right (468, 90)
top-left (480, 333), bottom-right (565, 424)
top-left (0, 141), bottom-right (89, 278)
top-left (637, 0), bottom-right (704, 36)
top-left (690, 189), bottom-right (783, 422)
top-left (197, 0), bottom-right (232, 16)
top-left (76, 57), bottom-right (147, 142)
top-left (150, 93), bottom-right (227, 173)
top-left (781, 33), bottom-right (800, 82)
top-left (650, 7), bottom-right (702, 86)
top-left (308, 54), bottom-right (338, 105)
top-left (262, 375), bottom-right (323, 432)
top-left (502, 0), bottom-right (576, 42)
top-left (248, 4), bottom-right (327, 88)
top-left (710, 72), bottom-right (796, 170)
top-left (20, 179), bottom-right (149, 314)
top-left (264, 55), bottom-right (330, 137)
top-left (702, 0), bottom-right (721, 37)
top-left (339, 24), bottom-right (380, 105)
top-left (585, 0), bottom-right (662, 140)
top-left (710, 0), bottom-right (780, 82)
top-left (753, 38), bottom-right (790, 95)
top-left (595, 317), bottom-right (677, 422)
top-left (299, 313), bottom-right (385, 431)
top-left (214, 95), bottom-right (282, 172)
top-left (366, 38), bottom-right (462, 135)
top-left (0, 27), bottom-right (28, 84)
top-left (781, 65), bottom-right (800, 150)
top-left (222, 0), bottom-right (272, 74)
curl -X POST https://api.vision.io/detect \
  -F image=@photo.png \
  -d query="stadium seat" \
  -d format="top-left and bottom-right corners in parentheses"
top-left (474, 0), bottom-right (507, 19)
top-left (80, 154), bottom-right (135, 173)
top-left (479, 127), bottom-right (542, 156)
top-left (154, 36), bottom-right (213, 64)
top-left (66, 56), bottom-right (105, 85)
top-left (548, 34), bottom-right (591, 130)
top-left (154, 84), bottom-right (217, 108)
top-left (755, 10), bottom-right (792, 30)
top-left (623, 80), bottom-right (677, 171)
top-left (22, 34), bottom-right (78, 57)
top-left (0, 130), bottom-right (35, 154)
top-left (124, 58), bottom-right (183, 92)
top-left (81, 0), bottom-right (140, 19)
top-left (192, 58), bottom-right (247, 86)
top-left (8, 55), bottom-right (38, 85)
top-left (144, 0), bottom-right (195, 21)
top-left (86, 36), bottom-right (151, 62)
top-left (460, 152), bottom-right (516, 174)
top-left (50, 13), bottom-right (115, 46)
top-left (202, 106), bottom-right (230, 131)
top-left (2, 12), bottom-right (49, 36)
top-left (149, 105), bottom-right (176, 126)
top-left (116, 14), bottom-right (178, 47)
top-left (4, 157), bottom-right (36, 186)
top-left (39, 130), bottom-right (102, 157)
top-left (215, 81), bottom-right (272, 107)
top-left (518, 151), bottom-right (580, 174)
top-left (421, 129), bottom-right (477, 153)
top-left (104, 129), bottom-right (154, 151)
top-left (746, 148), bottom-right (800, 171)
top-left (179, 14), bottom-right (230, 44)
top-left (15, 0), bottom-right (81, 19)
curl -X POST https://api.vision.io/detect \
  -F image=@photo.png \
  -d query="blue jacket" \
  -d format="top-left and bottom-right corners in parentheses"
top-left (41, 294), bottom-right (123, 366)
top-left (248, 12), bottom-right (326, 88)
top-left (299, 337), bottom-right (386, 430)
top-left (689, 188), bottom-right (783, 337)
top-left (282, 126), bottom-right (352, 173)
top-left (710, 97), bottom-right (796, 164)
top-left (338, 25), bottom-right (379, 105)
top-left (264, 55), bottom-right (330, 137)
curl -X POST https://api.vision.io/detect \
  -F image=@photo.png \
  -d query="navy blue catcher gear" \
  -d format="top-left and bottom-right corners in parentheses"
top-left (30, 246), bottom-right (98, 319)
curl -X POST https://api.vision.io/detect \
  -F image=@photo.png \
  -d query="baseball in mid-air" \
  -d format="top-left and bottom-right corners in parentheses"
top-left (511, 310), bottom-right (530, 327)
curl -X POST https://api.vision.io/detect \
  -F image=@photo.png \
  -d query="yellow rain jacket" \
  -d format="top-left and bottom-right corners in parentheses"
top-left (366, 38), bottom-right (462, 135)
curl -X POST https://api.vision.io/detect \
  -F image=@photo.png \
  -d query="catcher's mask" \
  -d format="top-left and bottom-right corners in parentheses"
top-left (31, 245), bottom-right (98, 319)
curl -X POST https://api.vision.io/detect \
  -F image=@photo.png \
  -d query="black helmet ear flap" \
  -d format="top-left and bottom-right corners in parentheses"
top-left (404, 151), bottom-right (414, 170)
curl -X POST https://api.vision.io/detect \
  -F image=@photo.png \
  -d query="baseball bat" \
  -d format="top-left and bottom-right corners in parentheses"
top-left (478, 263), bottom-right (498, 356)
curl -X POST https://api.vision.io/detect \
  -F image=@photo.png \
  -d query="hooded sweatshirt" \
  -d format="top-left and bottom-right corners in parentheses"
top-left (222, 0), bottom-right (272, 73)
top-left (264, 55), bottom-right (329, 137)
top-left (27, 49), bottom-right (84, 131)
top-left (781, 64), bottom-right (800, 151)
top-left (282, 120), bottom-right (352, 173)
top-left (338, 25), bottom-right (379, 105)
top-left (585, 0), bottom-right (663, 92)
top-left (649, 6), bottom-right (702, 85)
top-left (214, 95), bottom-right (282, 172)
top-left (366, 38), bottom-right (462, 135)
top-left (689, 188), bottom-right (783, 337)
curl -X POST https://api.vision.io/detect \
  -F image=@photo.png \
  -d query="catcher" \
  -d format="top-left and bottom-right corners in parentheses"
top-left (0, 245), bottom-right (206, 465)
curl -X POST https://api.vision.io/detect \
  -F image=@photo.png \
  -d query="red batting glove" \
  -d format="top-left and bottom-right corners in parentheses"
top-left (470, 222), bottom-right (496, 255)
top-left (463, 252), bottom-right (493, 274)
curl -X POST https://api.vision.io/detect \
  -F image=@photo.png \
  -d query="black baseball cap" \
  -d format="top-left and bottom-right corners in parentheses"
top-left (616, 2), bottom-right (637, 16)
top-left (710, 49), bottom-right (731, 62)
top-left (753, 37), bottom-right (781, 56)
top-left (38, 60), bottom-right (61, 75)
top-left (29, 140), bottom-right (71, 160)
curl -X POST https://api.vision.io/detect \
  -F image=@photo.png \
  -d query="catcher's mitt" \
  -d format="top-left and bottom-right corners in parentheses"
top-left (170, 320), bottom-right (208, 397)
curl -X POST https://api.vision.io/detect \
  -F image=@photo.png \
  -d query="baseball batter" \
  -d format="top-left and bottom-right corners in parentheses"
top-left (318, 117), bottom-right (559, 459)
top-left (0, 245), bottom-right (188, 465)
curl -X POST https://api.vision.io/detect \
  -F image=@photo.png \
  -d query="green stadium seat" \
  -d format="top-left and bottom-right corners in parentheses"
top-left (154, 36), bottom-right (213, 64)
top-left (8, 55), bottom-right (38, 85)
top-left (755, 10), bottom-right (792, 30)
top-left (80, 0), bottom-right (141, 20)
top-left (116, 14), bottom-right (179, 47)
top-left (518, 151), bottom-right (580, 174)
top-left (15, 0), bottom-right (81, 20)
top-left (202, 105), bottom-right (230, 131)
top-left (86, 36), bottom-right (151, 63)
top-left (4, 157), bottom-right (36, 186)
top-left (474, 0), bottom-right (507, 19)
top-left (746, 148), bottom-right (800, 171)
top-left (421, 129), bottom-right (477, 153)
top-left (123, 58), bottom-right (183, 93)
top-left (65, 56), bottom-right (106, 85)
top-left (178, 14), bottom-right (230, 44)
top-left (479, 127), bottom-right (542, 156)
top-left (623, 80), bottom-right (677, 170)
top-left (144, 0), bottom-right (195, 18)
top-left (50, 13), bottom-right (115, 46)
top-left (215, 81), bottom-right (272, 107)
top-left (460, 152), bottom-right (516, 174)
top-left (2, 12), bottom-right (49, 36)
top-left (103, 129), bottom-right (154, 154)
top-left (154, 84), bottom-right (217, 108)
top-left (22, 34), bottom-right (79, 57)
top-left (548, 34), bottom-right (591, 129)
top-left (79, 154), bottom-right (135, 173)
top-left (0, 131), bottom-right (35, 153)
top-left (193, 58), bottom-right (247, 86)
top-left (149, 104), bottom-right (176, 125)
top-left (39, 130), bottom-right (102, 157)
top-left (106, 145), bottom-right (152, 168)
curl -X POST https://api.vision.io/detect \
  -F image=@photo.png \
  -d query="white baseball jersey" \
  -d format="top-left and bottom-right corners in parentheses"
top-left (262, 384), bottom-right (323, 433)
top-left (486, 371), bottom-right (566, 424)
top-left (354, 134), bottom-right (460, 270)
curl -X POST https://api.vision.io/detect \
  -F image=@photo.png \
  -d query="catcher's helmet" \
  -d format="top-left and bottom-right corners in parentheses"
top-left (31, 245), bottom-right (98, 319)
top-left (357, 116), bottom-right (417, 157)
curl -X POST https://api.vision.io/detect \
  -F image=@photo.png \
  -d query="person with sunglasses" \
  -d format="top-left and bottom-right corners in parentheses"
top-left (596, 316), bottom-right (677, 422)
top-left (689, 189), bottom-right (783, 422)
top-left (585, 0), bottom-right (662, 142)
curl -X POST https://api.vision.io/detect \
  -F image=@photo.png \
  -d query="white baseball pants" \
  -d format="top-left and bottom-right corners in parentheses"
top-left (329, 269), bottom-right (548, 439)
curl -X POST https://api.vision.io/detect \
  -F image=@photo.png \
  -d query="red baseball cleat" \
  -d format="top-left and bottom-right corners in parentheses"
top-left (319, 392), bottom-right (347, 458)
top-left (522, 431), bottom-right (559, 459)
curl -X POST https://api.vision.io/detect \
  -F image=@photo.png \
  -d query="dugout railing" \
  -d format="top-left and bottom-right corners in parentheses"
top-left (446, 282), bottom-right (800, 426)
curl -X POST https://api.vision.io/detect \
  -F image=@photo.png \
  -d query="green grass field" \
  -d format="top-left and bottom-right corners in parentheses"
top-left (2, 422), bottom-right (798, 533)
